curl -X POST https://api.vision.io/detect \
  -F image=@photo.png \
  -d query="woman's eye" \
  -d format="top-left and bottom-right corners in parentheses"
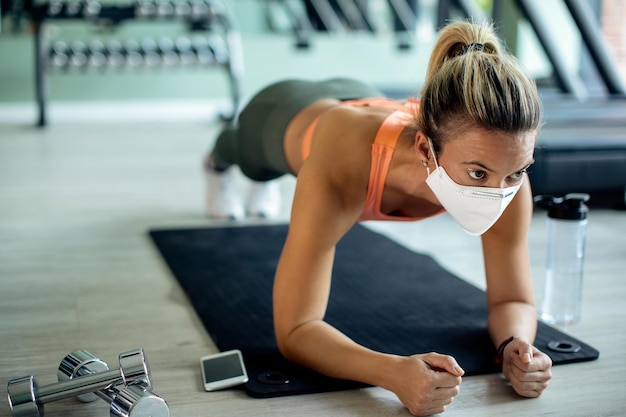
top-left (509, 169), bottom-right (527, 180)
top-left (468, 170), bottom-right (486, 180)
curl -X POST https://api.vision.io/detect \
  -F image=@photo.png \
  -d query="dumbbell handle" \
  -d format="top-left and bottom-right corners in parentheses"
top-left (8, 372), bottom-right (121, 417)
top-left (52, 348), bottom-right (149, 402)
top-left (16, 369), bottom-right (127, 404)
top-left (58, 349), bottom-right (150, 403)
top-left (9, 370), bottom-right (138, 415)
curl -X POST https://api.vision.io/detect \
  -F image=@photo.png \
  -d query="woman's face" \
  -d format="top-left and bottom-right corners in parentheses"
top-left (435, 127), bottom-right (536, 189)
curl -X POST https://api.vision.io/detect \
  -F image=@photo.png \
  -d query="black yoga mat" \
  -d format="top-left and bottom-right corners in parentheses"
top-left (149, 224), bottom-right (599, 398)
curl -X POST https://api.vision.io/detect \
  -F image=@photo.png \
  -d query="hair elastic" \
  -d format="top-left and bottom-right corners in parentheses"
top-left (495, 336), bottom-right (517, 365)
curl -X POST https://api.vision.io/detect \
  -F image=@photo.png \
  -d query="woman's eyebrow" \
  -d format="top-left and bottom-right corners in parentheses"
top-left (462, 161), bottom-right (494, 172)
top-left (462, 159), bottom-right (535, 174)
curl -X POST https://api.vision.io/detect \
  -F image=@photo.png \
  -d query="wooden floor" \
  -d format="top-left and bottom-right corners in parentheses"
top-left (1, 104), bottom-right (625, 417)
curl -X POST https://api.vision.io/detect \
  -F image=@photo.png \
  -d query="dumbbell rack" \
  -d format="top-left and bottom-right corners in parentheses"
top-left (31, 0), bottom-right (243, 126)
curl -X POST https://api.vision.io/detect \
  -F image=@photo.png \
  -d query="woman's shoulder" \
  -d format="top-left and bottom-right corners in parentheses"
top-left (310, 106), bottom-right (391, 164)
top-left (318, 104), bottom-right (397, 140)
top-left (304, 105), bottom-right (395, 190)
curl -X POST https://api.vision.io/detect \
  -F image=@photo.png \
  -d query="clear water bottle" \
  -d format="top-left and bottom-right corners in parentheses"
top-left (534, 193), bottom-right (590, 326)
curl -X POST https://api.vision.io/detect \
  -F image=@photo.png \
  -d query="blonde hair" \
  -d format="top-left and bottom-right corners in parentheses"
top-left (412, 21), bottom-right (542, 153)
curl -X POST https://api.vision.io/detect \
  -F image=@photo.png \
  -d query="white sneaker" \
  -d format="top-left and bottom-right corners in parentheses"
top-left (246, 181), bottom-right (282, 219)
top-left (205, 165), bottom-right (245, 220)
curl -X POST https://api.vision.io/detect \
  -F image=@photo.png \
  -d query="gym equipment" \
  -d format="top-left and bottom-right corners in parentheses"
top-left (266, 0), bottom-right (419, 50)
top-left (30, 0), bottom-right (243, 126)
top-left (58, 350), bottom-right (170, 417)
top-left (8, 378), bottom-right (168, 417)
top-left (84, 0), bottom-right (102, 18)
top-left (6, 348), bottom-right (165, 417)
top-left (57, 349), bottom-right (111, 402)
top-left (46, 32), bottom-right (234, 69)
top-left (106, 383), bottom-right (170, 417)
top-left (47, 1), bottom-right (63, 17)
top-left (175, 36), bottom-right (196, 65)
top-left (174, 1), bottom-right (191, 17)
top-left (156, 0), bottom-right (174, 18)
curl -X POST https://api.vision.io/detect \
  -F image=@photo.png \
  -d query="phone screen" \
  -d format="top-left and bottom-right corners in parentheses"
top-left (201, 350), bottom-right (248, 391)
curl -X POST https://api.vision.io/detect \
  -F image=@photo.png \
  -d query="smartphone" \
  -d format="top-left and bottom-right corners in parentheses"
top-left (200, 349), bottom-right (249, 391)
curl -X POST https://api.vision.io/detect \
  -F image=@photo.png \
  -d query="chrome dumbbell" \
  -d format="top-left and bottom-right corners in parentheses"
top-left (57, 349), bottom-right (151, 401)
top-left (57, 349), bottom-right (169, 417)
top-left (105, 382), bottom-right (170, 417)
top-left (7, 348), bottom-right (154, 417)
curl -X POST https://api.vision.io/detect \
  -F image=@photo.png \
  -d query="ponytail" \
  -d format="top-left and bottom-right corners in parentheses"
top-left (413, 21), bottom-right (542, 153)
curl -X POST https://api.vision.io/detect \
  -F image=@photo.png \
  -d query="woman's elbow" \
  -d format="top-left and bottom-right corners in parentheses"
top-left (274, 325), bottom-right (290, 357)
top-left (274, 317), bottom-right (316, 362)
top-left (274, 323), bottom-right (300, 362)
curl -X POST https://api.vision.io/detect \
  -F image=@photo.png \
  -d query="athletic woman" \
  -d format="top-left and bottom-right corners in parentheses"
top-left (204, 21), bottom-right (553, 416)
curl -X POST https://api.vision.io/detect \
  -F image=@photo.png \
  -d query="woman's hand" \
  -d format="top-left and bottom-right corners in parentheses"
top-left (390, 352), bottom-right (464, 416)
top-left (501, 338), bottom-right (552, 397)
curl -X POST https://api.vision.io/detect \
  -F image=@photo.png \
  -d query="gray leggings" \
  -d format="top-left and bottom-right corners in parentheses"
top-left (211, 78), bottom-right (383, 181)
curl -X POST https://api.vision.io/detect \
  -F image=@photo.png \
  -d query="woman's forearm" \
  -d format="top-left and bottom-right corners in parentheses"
top-left (488, 301), bottom-right (538, 346)
top-left (279, 318), bottom-right (400, 389)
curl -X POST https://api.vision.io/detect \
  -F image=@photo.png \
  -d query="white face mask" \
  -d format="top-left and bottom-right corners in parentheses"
top-left (424, 139), bottom-right (522, 236)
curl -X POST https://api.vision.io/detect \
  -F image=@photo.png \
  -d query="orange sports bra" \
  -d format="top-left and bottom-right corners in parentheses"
top-left (301, 97), bottom-right (444, 222)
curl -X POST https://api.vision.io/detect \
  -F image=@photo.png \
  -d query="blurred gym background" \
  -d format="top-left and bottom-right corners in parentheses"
top-left (1, 0), bottom-right (625, 204)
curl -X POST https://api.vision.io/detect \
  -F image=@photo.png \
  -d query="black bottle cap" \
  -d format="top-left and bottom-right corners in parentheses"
top-left (534, 193), bottom-right (590, 220)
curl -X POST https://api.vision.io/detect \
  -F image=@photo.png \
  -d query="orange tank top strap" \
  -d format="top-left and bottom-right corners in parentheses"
top-left (359, 110), bottom-right (415, 221)
top-left (371, 110), bottom-right (412, 147)
top-left (301, 115), bottom-right (321, 161)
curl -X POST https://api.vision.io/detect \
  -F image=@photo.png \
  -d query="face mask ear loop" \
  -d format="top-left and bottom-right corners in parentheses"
top-left (427, 138), bottom-right (440, 173)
